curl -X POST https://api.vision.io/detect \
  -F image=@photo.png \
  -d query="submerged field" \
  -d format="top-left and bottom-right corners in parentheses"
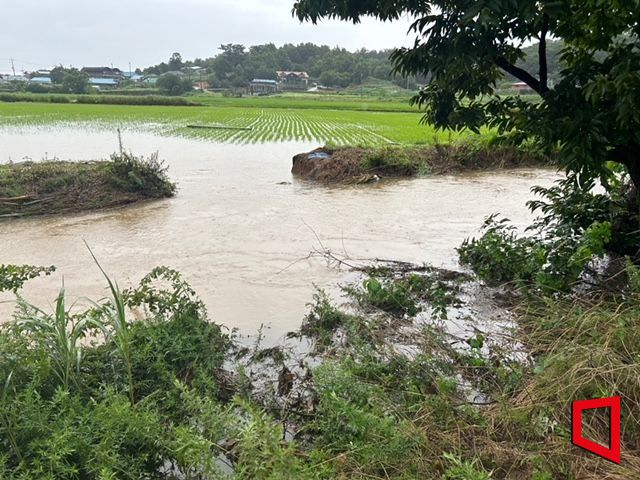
top-left (0, 97), bottom-right (486, 146)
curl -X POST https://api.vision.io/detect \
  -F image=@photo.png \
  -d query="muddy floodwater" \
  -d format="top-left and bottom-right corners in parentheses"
top-left (0, 127), bottom-right (559, 342)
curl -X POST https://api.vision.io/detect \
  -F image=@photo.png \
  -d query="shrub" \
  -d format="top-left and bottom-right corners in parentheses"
top-left (0, 388), bottom-right (172, 479)
top-left (108, 151), bottom-right (176, 198)
top-left (350, 276), bottom-right (419, 316)
top-left (458, 175), bottom-right (635, 293)
top-left (458, 215), bottom-right (545, 286)
top-left (299, 289), bottom-right (356, 349)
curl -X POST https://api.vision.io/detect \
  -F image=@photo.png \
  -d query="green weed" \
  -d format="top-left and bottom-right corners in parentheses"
top-left (0, 264), bottom-right (56, 292)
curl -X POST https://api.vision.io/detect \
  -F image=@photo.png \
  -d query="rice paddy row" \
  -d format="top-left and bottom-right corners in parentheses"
top-left (0, 102), bottom-right (483, 146)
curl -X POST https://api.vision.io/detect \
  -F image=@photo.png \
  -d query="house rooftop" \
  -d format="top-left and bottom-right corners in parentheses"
top-left (89, 77), bottom-right (119, 85)
top-left (82, 67), bottom-right (122, 73)
top-left (30, 77), bottom-right (52, 84)
top-left (276, 71), bottom-right (309, 79)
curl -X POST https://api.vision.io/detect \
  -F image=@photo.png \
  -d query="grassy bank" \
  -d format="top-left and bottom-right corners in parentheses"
top-left (1, 254), bottom-right (636, 478)
top-left (0, 153), bottom-right (176, 218)
top-left (289, 265), bottom-right (640, 479)
top-left (292, 143), bottom-right (550, 183)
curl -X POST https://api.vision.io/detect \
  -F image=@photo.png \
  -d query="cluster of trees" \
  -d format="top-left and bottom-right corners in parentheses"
top-left (23, 67), bottom-right (90, 94)
top-left (145, 41), bottom-right (566, 91)
top-left (156, 74), bottom-right (193, 96)
top-left (144, 43), bottom-right (420, 89)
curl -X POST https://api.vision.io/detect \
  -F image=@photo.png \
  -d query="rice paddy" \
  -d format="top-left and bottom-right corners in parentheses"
top-left (0, 99), bottom-right (485, 146)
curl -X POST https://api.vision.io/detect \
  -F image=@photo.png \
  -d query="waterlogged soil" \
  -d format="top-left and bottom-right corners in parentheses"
top-left (0, 126), bottom-right (559, 341)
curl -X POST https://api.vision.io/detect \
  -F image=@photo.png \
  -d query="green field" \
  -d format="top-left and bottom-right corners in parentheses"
top-left (0, 96), bottom-right (487, 146)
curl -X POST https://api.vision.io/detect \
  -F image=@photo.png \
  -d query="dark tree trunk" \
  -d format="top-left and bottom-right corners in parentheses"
top-left (609, 142), bottom-right (640, 260)
top-left (612, 142), bottom-right (639, 193)
top-left (624, 159), bottom-right (640, 200)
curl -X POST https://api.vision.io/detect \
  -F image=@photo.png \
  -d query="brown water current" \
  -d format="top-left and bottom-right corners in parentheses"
top-left (0, 127), bottom-right (559, 342)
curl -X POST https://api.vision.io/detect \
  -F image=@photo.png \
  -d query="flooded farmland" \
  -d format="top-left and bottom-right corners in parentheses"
top-left (0, 126), bottom-right (559, 341)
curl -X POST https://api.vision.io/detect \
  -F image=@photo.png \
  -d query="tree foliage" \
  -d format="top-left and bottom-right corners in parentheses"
top-left (61, 68), bottom-right (89, 94)
top-left (156, 73), bottom-right (192, 95)
top-left (293, 1), bottom-right (640, 196)
top-left (49, 65), bottom-right (65, 84)
top-left (168, 51), bottom-right (183, 71)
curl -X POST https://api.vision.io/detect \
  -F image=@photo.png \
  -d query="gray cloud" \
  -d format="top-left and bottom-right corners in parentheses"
top-left (0, 0), bottom-right (414, 73)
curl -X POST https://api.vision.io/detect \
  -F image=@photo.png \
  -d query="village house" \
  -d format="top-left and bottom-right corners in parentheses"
top-left (161, 70), bottom-right (185, 77)
top-left (30, 76), bottom-right (52, 85)
top-left (81, 67), bottom-right (124, 80)
top-left (276, 71), bottom-right (309, 91)
top-left (80, 67), bottom-right (124, 88)
top-left (89, 77), bottom-right (119, 89)
top-left (122, 71), bottom-right (144, 82)
top-left (194, 80), bottom-right (210, 91)
top-left (249, 78), bottom-right (278, 95)
top-left (142, 74), bottom-right (159, 85)
top-left (511, 81), bottom-right (534, 95)
top-left (0, 74), bottom-right (28, 83)
top-left (81, 67), bottom-right (125, 89)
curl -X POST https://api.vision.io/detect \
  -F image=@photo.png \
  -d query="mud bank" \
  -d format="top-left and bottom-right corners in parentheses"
top-left (292, 144), bottom-right (549, 183)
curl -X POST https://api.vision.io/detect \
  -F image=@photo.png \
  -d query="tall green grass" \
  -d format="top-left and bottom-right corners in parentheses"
top-left (15, 290), bottom-right (98, 391)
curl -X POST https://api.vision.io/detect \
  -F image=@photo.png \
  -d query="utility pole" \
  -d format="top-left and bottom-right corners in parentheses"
top-left (10, 58), bottom-right (15, 76)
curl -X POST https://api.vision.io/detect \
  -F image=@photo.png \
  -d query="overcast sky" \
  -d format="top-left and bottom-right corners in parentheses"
top-left (0, 0), bottom-right (415, 74)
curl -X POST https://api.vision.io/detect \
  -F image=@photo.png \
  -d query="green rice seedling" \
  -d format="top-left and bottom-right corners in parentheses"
top-left (0, 100), bottom-right (483, 146)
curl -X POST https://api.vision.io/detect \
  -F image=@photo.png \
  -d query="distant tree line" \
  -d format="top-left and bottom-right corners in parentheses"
top-left (144, 43), bottom-right (423, 89)
top-left (143, 41), bottom-right (565, 91)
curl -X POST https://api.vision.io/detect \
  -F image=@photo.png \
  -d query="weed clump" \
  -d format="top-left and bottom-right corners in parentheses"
top-left (108, 151), bottom-right (176, 198)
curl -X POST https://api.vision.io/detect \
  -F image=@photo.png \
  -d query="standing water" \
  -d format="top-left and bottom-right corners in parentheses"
top-left (0, 127), bottom-right (558, 341)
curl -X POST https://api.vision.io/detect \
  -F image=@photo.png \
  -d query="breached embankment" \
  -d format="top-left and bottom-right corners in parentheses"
top-left (292, 144), bottom-right (549, 183)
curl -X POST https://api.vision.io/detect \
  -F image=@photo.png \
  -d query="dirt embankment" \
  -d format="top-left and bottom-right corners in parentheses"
top-left (0, 154), bottom-right (176, 218)
top-left (292, 144), bottom-right (549, 183)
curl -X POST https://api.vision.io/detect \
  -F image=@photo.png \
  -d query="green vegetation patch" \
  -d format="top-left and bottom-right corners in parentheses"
top-left (0, 92), bottom-right (199, 106)
top-left (0, 152), bottom-right (176, 218)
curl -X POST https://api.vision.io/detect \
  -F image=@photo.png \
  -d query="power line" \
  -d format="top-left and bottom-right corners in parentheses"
top-left (0, 57), bottom-right (48, 67)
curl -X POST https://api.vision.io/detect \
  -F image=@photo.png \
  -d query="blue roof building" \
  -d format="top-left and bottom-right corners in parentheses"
top-left (89, 77), bottom-right (119, 87)
top-left (30, 76), bottom-right (52, 84)
top-left (249, 78), bottom-right (278, 95)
